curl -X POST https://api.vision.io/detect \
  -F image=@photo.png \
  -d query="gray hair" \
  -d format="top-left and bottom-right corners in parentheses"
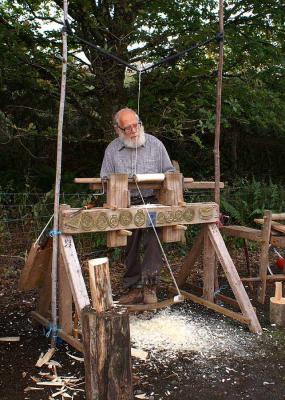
top-left (113, 108), bottom-right (139, 126)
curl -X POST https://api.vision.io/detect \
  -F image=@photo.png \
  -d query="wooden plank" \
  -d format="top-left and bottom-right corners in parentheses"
top-left (59, 254), bottom-right (73, 335)
top-left (75, 177), bottom-right (223, 191)
top-left (271, 236), bottom-right (285, 247)
top-left (187, 284), bottom-right (240, 308)
top-left (31, 311), bottom-right (83, 352)
top-left (19, 239), bottom-right (52, 291)
top-left (61, 202), bottom-right (219, 234)
top-left (271, 213), bottom-right (285, 221)
top-left (221, 225), bottom-right (263, 242)
top-left (203, 228), bottom-right (216, 302)
top-left (37, 257), bottom-right (52, 318)
top-left (258, 210), bottom-right (272, 304)
top-left (88, 258), bottom-right (113, 312)
top-left (168, 287), bottom-right (250, 325)
top-left (176, 229), bottom-right (204, 286)
top-left (255, 219), bottom-right (285, 235)
top-left (59, 235), bottom-right (90, 316)
top-left (125, 298), bottom-right (176, 312)
top-left (184, 181), bottom-right (224, 189)
top-left (106, 173), bottom-right (129, 247)
top-left (241, 275), bottom-right (285, 282)
top-left (207, 223), bottom-right (262, 333)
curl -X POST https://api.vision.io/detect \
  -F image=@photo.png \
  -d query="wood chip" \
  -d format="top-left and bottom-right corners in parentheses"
top-left (24, 386), bottom-right (44, 392)
top-left (131, 348), bottom-right (148, 361)
top-left (37, 381), bottom-right (64, 387)
top-left (0, 336), bottom-right (20, 342)
top-left (66, 352), bottom-right (84, 362)
top-left (36, 348), bottom-right (56, 367)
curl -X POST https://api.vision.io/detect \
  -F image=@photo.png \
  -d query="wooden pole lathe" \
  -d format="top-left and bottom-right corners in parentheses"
top-left (82, 258), bottom-right (133, 400)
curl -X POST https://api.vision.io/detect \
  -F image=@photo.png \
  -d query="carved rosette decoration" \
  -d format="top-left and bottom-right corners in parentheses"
top-left (95, 212), bottom-right (109, 230)
top-left (165, 211), bottom-right (174, 223)
top-left (119, 210), bottom-right (133, 227)
top-left (134, 210), bottom-right (146, 227)
top-left (174, 210), bottom-right (184, 222)
top-left (156, 212), bottom-right (165, 225)
top-left (81, 213), bottom-right (95, 231)
top-left (109, 214), bottom-right (119, 228)
top-left (199, 206), bottom-right (214, 220)
top-left (184, 207), bottom-right (195, 222)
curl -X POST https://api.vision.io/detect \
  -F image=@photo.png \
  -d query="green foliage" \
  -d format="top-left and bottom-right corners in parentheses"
top-left (221, 178), bottom-right (285, 226)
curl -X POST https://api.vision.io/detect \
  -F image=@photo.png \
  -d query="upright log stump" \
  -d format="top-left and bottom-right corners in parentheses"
top-left (270, 282), bottom-right (285, 327)
top-left (82, 258), bottom-right (133, 400)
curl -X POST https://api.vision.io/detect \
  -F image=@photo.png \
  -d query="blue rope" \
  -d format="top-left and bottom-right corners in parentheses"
top-left (214, 284), bottom-right (228, 297)
top-left (49, 229), bottom-right (61, 237)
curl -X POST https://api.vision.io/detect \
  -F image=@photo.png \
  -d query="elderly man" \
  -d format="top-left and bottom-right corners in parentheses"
top-left (100, 108), bottom-right (175, 304)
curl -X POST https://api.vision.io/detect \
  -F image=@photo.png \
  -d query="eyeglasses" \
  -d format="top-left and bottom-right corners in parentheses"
top-left (118, 121), bottom-right (142, 134)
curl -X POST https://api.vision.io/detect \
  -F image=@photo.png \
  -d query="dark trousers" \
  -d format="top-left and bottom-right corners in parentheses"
top-left (123, 228), bottom-right (163, 288)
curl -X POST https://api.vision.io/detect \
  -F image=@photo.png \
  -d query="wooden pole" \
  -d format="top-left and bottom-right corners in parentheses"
top-left (214, 0), bottom-right (224, 206)
top-left (82, 258), bottom-right (133, 399)
top-left (51, 0), bottom-right (68, 347)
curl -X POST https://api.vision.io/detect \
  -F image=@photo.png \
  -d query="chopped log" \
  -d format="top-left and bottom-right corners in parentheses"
top-left (81, 306), bottom-right (133, 400)
top-left (88, 257), bottom-right (113, 312)
top-left (270, 282), bottom-right (285, 326)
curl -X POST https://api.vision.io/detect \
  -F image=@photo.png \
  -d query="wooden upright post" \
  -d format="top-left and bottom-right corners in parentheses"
top-left (82, 258), bottom-right (133, 400)
top-left (106, 173), bottom-right (129, 247)
top-left (159, 172), bottom-right (184, 242)
top-left (203, 227), bottom-right (216, 302)
top-left (258, 210), bottom-right (272, 304)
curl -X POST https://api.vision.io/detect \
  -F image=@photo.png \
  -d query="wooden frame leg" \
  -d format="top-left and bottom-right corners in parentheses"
top-left (207, 223), bottom-right (262, 333)
top-left (176, 228), bottom-right (204, 286)
top-left (59, 235), bottom-right (90, 316)
top-left (59, 254), bottom-right (73, 335)
top-left (203, 228), bottom-right (216, 302)
top-left (258, 210), bottom-right (272, 304)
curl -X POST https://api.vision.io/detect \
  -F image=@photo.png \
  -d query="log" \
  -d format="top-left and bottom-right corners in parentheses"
top-left (270, 282), bottom-right (285, 326)
top-left (88, 258), bottom-right (113, 313)
top-left (81, 306), bottom-right (133, 400)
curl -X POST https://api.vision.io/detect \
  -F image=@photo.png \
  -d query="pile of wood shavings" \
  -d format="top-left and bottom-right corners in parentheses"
top-left (130, 307), bottom-right (257, 361)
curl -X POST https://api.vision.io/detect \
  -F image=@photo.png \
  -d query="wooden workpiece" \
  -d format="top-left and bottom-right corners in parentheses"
top-left (60, 202), bottom-right (219, 236)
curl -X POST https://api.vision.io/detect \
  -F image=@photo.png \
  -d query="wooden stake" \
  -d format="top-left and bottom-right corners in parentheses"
top-left (258, 210), bottom-right (272, 304)
top-left (214, 0), bottom-right (224, 206)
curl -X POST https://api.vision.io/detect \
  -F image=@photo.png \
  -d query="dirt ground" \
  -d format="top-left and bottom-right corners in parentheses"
top-left (1, 250), bottom-right (285, 400)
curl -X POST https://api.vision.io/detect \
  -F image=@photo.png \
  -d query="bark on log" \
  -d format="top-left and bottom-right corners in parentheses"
top-left (82, 306), bottom-right (133, 400)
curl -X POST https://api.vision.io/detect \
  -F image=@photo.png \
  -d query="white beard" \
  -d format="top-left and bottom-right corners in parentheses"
top-left (119, 126), bottom-right (146, 148)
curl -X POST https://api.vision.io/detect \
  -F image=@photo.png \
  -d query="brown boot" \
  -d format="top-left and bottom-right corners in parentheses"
top-left (143, 285), bottom-right (158, 304)
top-left (118, 288), bottom-right (143, 305)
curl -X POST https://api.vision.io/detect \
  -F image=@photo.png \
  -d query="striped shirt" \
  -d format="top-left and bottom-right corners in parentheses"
top-left (100, 133), bottom-right (175, 198)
